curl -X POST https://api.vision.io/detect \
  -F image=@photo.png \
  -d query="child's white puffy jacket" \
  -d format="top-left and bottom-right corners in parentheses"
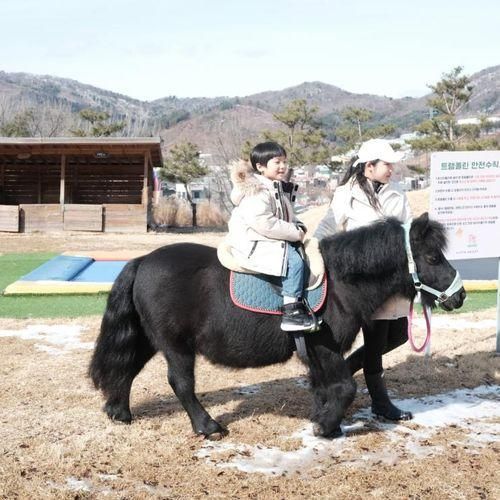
top-left (226, 161), bottom-right (303, 277)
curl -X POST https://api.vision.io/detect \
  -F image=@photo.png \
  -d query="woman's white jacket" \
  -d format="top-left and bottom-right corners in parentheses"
top-left (332, 177), bottom-right (412, 231)
top-left (226, 161), bottom-right (302, 277)
top-left (331, 177), bottom-right (412, 319)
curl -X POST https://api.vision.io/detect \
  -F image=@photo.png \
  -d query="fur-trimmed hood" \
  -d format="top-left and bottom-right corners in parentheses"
top-left (229, 160), bottom-right (268, 205)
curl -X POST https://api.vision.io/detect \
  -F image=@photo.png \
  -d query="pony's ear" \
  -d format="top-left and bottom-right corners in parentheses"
top-left (410, 212), bottom-right (448, 251)
top-left (411, 212), bottom-right (430, 240)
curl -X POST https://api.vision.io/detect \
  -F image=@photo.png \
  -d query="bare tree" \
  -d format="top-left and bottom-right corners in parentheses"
top-left (0, 96), bottom-right (73, 137)
top-left (212, 113), bottom-right (255, 214)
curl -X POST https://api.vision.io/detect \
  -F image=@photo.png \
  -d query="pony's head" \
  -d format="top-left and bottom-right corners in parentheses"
top-left (409, 213), bottom-right (466, 311)
top-left (319, 212), bottom-right (466, 313)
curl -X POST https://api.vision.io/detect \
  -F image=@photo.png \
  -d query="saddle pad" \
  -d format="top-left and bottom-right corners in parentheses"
top-left (230, 271), bottom-right (327, 315)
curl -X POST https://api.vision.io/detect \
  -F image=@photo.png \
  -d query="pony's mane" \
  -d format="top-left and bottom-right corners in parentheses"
top-left (319, 213), bottom-right (448, 282)
top-left (319, 217), bottom-right (405, 280)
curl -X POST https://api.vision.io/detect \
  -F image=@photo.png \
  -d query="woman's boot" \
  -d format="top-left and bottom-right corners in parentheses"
top-left (364, 371), bottom-right (413, 421)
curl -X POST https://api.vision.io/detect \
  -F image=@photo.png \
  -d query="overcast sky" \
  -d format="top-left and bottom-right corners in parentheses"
top-left (1, 0), bottom-right (498, 101)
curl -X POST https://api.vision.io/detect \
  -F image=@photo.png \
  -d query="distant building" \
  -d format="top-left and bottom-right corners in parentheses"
top-left (314, 165), bottom-right (331, 180)
top-left (457, 116), bottom-right (500, 126)
top-left (175, 182), bottom-right (209, 203)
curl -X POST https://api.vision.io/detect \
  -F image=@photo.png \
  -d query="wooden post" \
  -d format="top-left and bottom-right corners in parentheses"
top-left (142, 152), bottom-right (148, 205)
top-left (74, 163), bottom-right (78, 203)
top-left (60, 154), bottom-right (66, 211)
top-left (496, 258), bottom-right (500, 354)
top-left (37, 165), bottom-right (42, 203)
top-left (148, 151), bottom-right (155, 201)
top-left (1, 164), bottom-right (5, 203)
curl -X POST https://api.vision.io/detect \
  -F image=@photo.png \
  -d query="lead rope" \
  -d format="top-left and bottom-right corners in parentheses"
top-left (408, 298), bottom-right (432, 352)
top-left (402, 221), bottom-right (433, 353)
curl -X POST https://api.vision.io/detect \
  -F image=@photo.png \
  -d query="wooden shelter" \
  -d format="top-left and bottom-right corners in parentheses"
top-left (0, 137), bottom-right (163, 233)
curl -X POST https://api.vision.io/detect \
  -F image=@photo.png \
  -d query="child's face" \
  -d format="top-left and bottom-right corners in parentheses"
top-left (364, 160), bottom-right (393, 184)
top-left (257, 156), bottom-right (288, 181)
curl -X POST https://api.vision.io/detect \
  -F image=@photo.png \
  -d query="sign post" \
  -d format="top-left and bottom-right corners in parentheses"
top-left (497, 258), bottom-right (500, 353)
top-left (429, 151), bottom-right (500, 352)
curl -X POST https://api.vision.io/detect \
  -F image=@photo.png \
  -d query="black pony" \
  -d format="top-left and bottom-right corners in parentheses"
top-left (89, 213), bottom-right (465, 439)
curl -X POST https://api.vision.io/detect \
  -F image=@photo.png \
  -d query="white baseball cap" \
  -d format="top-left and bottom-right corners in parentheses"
top-left (353, 139), bottom-right (404, 167)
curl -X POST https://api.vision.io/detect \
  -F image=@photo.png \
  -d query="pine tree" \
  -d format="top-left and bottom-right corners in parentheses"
top-left (159, 142), bottom-right (208, 226)
top-left (405, 67), bottom-right (497, 151)
top-left (255, 99), bottom-right (331, 167)
top-left (71, 108), bottom-right (125, 137)
top-left (335, 107), bottom-right (395, 153)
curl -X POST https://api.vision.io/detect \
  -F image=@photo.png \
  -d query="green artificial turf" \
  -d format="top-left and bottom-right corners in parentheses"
top-left (433, 289), bottom-right (497, 315)
top-left (0, 253), bottom-right (497, 319)
top-left (0, 253), bottom-right (107, 318)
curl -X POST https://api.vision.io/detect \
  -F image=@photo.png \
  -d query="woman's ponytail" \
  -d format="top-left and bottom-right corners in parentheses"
top-left (340, 156), bottom-right (360, 186)
top-left (340, 156), bottom-right (381, 211)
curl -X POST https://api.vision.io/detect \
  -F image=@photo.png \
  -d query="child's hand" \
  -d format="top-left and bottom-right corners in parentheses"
top-left (298, 228), bottom-right (306, 242)
top-left (296, 221), bottom-right (307, 234)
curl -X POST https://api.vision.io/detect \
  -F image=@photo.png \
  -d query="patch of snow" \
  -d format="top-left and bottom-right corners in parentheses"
top-left (234, 384), bottom-right (262, 395)
top-left (66, 477), bottom-right (93, 492)
top-left (98, 473), bottom-right (119, 481)
top-left (47, 477), bottom-right (114, 496)
top-left (293, 377), bottom-right (310, 389)
top-left (197, 385), bottom-right (500, 475)
top-left (0, 324), bottom-right (92, 354)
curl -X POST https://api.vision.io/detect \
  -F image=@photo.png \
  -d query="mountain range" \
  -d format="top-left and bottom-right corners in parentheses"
top-left (1, 65), bottom-right (499, 161)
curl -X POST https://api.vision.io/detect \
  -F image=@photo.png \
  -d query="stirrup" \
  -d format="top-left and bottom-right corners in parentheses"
top-left (280, 301), bottom-right (316, 332)
top-left (302, 297), bottom-right (322, 332)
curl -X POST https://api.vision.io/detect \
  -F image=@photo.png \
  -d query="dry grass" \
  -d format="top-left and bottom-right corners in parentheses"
top-left (152, 196), bottom-right (193, 227)
top-left (152, 197), bottom-right (227, 228)
top-left (0, 309), bottom-right (498, 499)
top-left (196, 200), bottom-right (228, 228)
top-left (0, 228), bottom-right (226, 255)
top-left (152, 196), bottom-right (181, 226)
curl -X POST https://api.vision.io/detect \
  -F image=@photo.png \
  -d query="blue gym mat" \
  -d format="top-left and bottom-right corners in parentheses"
top-left (20, 255), bottom-right (94, 281)
top-left (72, 260), bottom-right (127, 282)
top-left (19, 255), bottom-right (127, 283)
top-left (5, 255), bottom-right (132, 295)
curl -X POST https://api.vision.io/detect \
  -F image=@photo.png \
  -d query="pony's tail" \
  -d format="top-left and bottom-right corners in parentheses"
top-left (89, 257), bottom-right (145, 394)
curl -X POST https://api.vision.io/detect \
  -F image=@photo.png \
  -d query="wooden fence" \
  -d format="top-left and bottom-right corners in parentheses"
top-left (0, 204), bottom-right (147, 233)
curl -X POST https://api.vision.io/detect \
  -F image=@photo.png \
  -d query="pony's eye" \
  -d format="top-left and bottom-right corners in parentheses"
top-left (425, 254), bottom-right (440, 265)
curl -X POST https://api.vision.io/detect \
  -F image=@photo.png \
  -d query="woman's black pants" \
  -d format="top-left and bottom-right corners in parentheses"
top-left (346, 317), bottom-right (408, 375)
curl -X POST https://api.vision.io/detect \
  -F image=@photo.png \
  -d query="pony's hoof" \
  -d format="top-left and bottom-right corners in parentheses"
top-left (398, 411), bottom-right (413, 421)
top-left (196, 421), bottom-right (229, 440)
top-left (325, 427), bottom-right (343, 439)
top-left (313, 423), bottom-right (343, 439)
top-left (104, 402), bottom-right (132, 424)
top-left (312, 423), bottom-right (322, 436)
top-left (206, 429), bottom-right (229, 441)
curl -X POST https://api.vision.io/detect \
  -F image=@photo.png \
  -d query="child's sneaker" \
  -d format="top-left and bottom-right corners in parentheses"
top-left (280, 302), bottom-right (316, 331)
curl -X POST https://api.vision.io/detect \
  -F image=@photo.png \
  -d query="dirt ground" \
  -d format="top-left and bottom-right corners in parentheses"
top-left (1, 189), bottom-right (499, 499)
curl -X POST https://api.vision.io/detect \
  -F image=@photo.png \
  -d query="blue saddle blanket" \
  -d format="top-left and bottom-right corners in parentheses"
top-left (230, 271), bottom-right (327, 315)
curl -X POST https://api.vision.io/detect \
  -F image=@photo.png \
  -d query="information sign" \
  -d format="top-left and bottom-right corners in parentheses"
top-left (430, 151), bottom-right (500, 260)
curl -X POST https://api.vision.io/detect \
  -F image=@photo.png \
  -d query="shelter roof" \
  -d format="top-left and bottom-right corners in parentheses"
top-left (0, 137), bottom-right (163, 166)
